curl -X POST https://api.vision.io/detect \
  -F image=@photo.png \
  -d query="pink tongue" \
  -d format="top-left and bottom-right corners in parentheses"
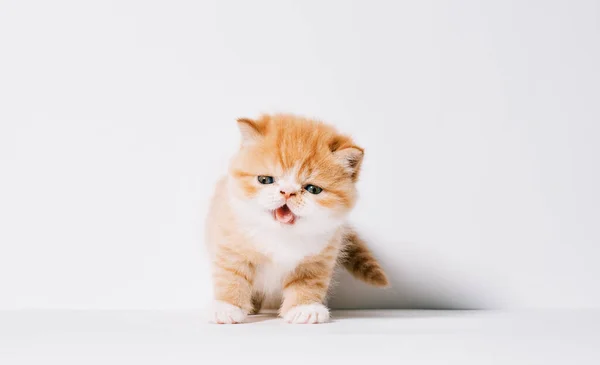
top-left (275, 205), bottom-right (295, 224)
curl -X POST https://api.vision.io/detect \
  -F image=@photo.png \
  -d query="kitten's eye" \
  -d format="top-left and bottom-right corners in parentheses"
top-left (257, 176), bottom-right (274, 184)
top-left (304, 184), bottom-right (323, 195)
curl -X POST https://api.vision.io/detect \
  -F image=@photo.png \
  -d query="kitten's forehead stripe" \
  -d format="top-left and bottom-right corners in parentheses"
top-left (276, 124), bottom-right (286, 169)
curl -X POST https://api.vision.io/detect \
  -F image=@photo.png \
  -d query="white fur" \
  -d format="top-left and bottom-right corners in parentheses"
top-left (209, 300), bottom-right (247, 324)
top-left (277, 171), bottom-right (301, 195)
top-left (284, 303), bottom-right (330, 324)
top-left (253, 263), bottom-right (289, 296)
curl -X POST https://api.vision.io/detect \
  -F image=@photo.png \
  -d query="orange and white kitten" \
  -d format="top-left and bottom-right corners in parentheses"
top-left (205, 114), bottom-right (388, 324)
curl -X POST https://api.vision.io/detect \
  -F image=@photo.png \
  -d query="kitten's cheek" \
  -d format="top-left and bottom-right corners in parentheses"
top-left (315, 196), bottom-right (338, 210)
top-left (234, 179), bottom-right (258, 198)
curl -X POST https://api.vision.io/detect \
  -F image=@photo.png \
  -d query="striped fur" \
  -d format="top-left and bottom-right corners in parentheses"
top-left (340, 228), bottom-right (389, 287)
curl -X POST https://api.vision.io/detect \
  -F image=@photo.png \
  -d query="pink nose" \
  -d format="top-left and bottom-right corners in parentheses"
top-left (280, 191), bottom-right (297, 199)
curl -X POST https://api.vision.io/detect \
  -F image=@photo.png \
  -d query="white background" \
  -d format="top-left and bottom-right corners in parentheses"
top-left (1, 0), bottom-right (598, 310)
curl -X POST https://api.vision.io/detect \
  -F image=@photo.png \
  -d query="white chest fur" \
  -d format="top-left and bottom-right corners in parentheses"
top-left (250, 227), bottom-right (332, 294)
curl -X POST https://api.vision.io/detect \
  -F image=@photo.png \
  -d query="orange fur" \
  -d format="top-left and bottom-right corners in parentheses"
top-left (205, 114), bottom-right (388, 324)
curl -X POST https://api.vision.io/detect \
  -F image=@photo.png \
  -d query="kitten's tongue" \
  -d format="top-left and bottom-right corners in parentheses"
top-left (274, 205), bottom-right (295, 224)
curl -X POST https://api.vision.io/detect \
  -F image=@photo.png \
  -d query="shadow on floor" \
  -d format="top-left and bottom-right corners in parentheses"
top-left (330, 309), bottom-right (483, 320)
top-left (327, 238), bottom-right (500, 311)
top-left (244, 313), bottom-right (279, 324)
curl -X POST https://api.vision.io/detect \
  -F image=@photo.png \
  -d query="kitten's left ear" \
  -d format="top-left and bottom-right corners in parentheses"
top-left (334, 146), bottom-right (364, 180)
top-left (236, 118), bottom-right (265, 146)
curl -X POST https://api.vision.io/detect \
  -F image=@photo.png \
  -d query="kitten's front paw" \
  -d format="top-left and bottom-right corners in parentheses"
top-left (284, 303), bottom-right (330, 324)
top-left (210, 300), bottom-right (247, 324)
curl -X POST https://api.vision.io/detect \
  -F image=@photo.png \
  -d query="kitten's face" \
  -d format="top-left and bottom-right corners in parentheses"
top-left (228, 114), bottom-right (364, 232)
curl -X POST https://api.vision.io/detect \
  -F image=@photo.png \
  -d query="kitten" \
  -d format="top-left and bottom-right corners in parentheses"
top-left (205, 113), bottom-right (388, 324)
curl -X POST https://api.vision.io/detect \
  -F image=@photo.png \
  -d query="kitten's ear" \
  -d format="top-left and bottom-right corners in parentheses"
top-left (334, 146), bottom-right (364, 180)
top-left (236, 118), bottom-right (264, 145)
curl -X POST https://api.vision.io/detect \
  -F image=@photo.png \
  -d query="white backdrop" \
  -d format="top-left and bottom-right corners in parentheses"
top-left (1, 0), bottom-right (599, 310)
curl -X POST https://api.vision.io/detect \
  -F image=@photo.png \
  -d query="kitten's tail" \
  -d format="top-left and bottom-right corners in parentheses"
top-left (340, 227), bottom-right (390, 288)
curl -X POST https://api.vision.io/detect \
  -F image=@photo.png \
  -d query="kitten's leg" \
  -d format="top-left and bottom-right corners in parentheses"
top-left (280, 251), bottom-right (337, 324)
top-left (210, 248), bottom-right (255, 324)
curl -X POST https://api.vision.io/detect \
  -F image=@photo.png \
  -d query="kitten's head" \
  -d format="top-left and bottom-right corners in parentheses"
top-left (228, 114), bottom-right (364, 232)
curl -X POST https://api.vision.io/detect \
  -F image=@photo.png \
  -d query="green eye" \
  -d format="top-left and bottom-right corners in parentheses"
top-left (257, 176), bottom-right (274, 184)
top-left (305, 184), bottom-right (323, 194)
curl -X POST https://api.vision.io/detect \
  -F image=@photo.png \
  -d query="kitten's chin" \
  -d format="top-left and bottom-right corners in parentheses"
top-left (273, 204), bottom-right (296, 225)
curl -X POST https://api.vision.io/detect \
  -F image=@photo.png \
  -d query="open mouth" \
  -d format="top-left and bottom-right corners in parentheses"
top-left (273, 204), bottom-right (296, 225)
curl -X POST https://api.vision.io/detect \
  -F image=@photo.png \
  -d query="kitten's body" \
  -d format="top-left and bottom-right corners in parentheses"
top-left (207, 177), bottom-right (340, 309)
top-left (206, 114), bottom-right (387, 324)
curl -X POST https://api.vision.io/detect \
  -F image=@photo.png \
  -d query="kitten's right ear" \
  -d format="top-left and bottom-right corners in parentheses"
top-left (236, 118), bottom-right (264, 145)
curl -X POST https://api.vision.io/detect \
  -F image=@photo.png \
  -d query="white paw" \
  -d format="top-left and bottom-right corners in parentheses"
top-left (284, 303), bottom-right (330, 324)
top-left (209, 300), bottom-right (247, 324)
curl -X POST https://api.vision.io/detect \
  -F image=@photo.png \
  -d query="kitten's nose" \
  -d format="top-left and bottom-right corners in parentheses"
top-left (280, 190), bottom-right (297, 199)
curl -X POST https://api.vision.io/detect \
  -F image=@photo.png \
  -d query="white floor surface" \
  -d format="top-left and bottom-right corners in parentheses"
top-left (1, 310), bottom-right (599, 364)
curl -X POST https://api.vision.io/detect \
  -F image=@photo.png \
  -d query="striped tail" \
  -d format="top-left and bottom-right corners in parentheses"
top-left (340, 227), bottom-right (390, 288)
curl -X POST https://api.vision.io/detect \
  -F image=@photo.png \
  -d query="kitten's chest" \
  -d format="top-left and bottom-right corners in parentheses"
top-left (253, 262), bottom-right (290, 296)
top-left (248, 229), bottom-right (331, 293)
top-left (250, 229), bottom-right (329, 265)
